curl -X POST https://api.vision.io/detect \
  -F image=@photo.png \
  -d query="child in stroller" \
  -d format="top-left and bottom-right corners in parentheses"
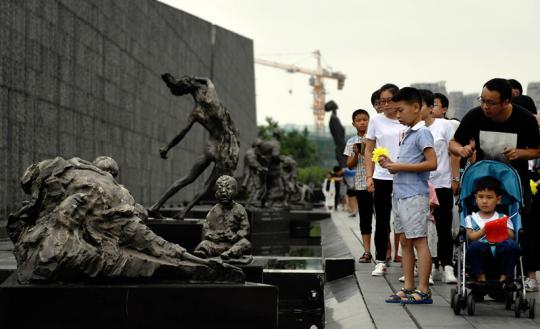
top-left (452, 160), bottom-right (535, 318)
top-left (464, 176), bottom-right (519, 289)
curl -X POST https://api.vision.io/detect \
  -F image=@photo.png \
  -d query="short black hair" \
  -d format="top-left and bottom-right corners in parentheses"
top-left (392, 87), bottom-right (422, 107)
top-left (508, 79), bottom-right (523, 95)
top-left (433, 92), bottom-right (449, 108)
top-left (379, 83), bottom-right (399, 97)
top-left (371, 90), bottom-right (381, 106)
top-left (352, 109), bottom-right (370, 121)
top-left (475, 176), bottom-right (502, 196)
top-left (419, 89), bottom-right (434, 107)
top-left (484, 78), bottom-right (512, 102)
top-left (512, 95), bottom-right (537, 114)
top-left (332, 166), bottom-right (342, 173)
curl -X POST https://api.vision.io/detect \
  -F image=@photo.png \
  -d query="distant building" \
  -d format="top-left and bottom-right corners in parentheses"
top-left (410, 81), bottom-right (448, 94)
top-left (448, 92), bottom-right (478, 120)
top-left (527, 82), bottom-right (540, 109)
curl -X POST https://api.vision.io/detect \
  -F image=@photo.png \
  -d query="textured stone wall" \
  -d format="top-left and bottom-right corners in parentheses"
top-left (0, 0), bottom-right (257, 218)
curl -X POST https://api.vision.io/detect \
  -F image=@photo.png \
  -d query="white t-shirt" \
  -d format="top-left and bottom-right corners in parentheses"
top-left (427, 119), bottom-right (453, 188)
top-left (465, 211), bottom-right (514, 231)
top-left (365, 113), bottom-right (407, 180)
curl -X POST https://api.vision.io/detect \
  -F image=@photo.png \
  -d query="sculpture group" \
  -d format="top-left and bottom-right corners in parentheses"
top-left (7, 156), bottom-right (244, 283)
top-left (242, 132), bottom-right (312, 208)
top-left (6, 73), bottom-right (311, 285)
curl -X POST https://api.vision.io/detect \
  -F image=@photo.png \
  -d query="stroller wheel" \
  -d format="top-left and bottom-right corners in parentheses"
top-left (452, 293), bottom-right (462, 315)
top-left (450, 288), bottom-right (457, 309)
top-left (505, 292), bottom-right (513, 310)
top-left (514, 292), bottom-right (523, 318)
top-left (466, 293), bottom-right (475, 316)
top-left (528, 298), bottom-right (536, 319)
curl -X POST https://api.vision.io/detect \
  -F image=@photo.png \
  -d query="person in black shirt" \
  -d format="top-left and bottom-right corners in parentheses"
top-left (449, 78), bottom-right (540, 292)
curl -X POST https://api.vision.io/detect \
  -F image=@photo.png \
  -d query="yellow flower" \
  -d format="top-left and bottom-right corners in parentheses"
top-left (530, 179), bottom-right (537, 196)
top-left (372, 147), bottom-right (390, 165)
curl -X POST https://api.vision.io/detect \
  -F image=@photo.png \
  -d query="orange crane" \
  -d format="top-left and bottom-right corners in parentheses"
top-left (255, 50), bottom-right (346, 132)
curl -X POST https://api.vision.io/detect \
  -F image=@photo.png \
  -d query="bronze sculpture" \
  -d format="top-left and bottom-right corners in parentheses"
top-left (149, 74), bottom-right (240, 219)
top-left (194, 176), bottom-right (252, 264)
top-left (325, 100), bottom-right (346, 168)
top-left (7, 157), bottom-right (244, 283)
top-left (241, 139), bottom-right (268, 207)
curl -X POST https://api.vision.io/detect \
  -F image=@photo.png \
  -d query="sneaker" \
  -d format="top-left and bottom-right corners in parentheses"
top-left (442, 265), bottom-right (457, 284)
top-left (429, 274), bottom-right (434, 286)
top-left (431, 264), bottom-right (441, 281)
top-left (525, 278), bottom-right (539, 292)
top-left (371, 262), bottom-right (387, 276)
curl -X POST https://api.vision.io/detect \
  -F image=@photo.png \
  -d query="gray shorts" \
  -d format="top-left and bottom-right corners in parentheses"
top-left (392, 194), bottom-right (430, 239)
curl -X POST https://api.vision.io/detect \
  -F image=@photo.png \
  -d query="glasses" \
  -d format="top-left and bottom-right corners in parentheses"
top-left (477, 97), bottom-right (501, 107)
top-left (379, 98), bottom-right (393, 105)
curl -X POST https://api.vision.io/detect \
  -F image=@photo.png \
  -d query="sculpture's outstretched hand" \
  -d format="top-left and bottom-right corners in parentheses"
top-left (159, 146), bottom-right (168, 159)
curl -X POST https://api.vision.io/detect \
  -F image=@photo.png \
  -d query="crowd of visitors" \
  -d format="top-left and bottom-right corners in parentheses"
top-left (337, 78), bottom-right (540, 304)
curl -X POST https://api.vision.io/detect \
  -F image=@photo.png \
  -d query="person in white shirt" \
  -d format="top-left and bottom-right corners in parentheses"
top-left (419, 90), bottom-right (458, 284)
top-left (364, 84), bottom-right (408, 276)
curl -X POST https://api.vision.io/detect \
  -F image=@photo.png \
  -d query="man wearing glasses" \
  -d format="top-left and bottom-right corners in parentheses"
top-left (449, 77), bottom-right (540, 292)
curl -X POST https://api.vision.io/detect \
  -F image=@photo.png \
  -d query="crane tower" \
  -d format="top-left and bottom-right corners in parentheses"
top-left (255, 50), bottom-right (346, 132)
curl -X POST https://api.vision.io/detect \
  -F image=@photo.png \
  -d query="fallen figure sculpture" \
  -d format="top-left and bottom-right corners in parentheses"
top-left (7, 156), bottom-right (244, 284)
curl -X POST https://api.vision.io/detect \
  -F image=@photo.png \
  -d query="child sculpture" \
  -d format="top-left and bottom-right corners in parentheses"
top-left (194, 175), bottom-right (252, 263)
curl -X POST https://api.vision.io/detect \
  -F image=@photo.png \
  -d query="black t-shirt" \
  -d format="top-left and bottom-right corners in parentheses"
top-left (454, 105), bottom-right (540, 184)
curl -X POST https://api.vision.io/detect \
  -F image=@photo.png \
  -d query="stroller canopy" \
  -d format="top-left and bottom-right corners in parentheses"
top-left (460, 160), bottom-right (523, 206)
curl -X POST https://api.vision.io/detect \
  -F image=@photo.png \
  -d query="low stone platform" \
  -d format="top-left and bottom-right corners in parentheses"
top-left (0, 275), bottom-right (278, 329)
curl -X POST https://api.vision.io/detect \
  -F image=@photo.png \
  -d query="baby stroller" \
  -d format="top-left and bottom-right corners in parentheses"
top-left (451, 160), bottom-right (536, 318)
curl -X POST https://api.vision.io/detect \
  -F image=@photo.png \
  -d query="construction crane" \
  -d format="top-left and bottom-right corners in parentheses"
top-left (255, 50), bottom-right (346, 132)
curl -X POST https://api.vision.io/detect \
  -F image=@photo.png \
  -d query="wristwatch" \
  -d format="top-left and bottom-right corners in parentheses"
top-left (452, 176), bottom-right (460, 183)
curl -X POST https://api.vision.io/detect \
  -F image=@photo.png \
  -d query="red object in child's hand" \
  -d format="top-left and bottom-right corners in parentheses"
top-left (485, 216), bottom-right (509, 243)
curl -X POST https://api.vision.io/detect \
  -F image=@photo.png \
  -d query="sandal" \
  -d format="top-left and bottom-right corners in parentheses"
top-left (358, 252), bottom-right (373, 263)
top-left (385, 287), bottom-right (415, 303)
top-left (401, 289), bottom-right (433, 304)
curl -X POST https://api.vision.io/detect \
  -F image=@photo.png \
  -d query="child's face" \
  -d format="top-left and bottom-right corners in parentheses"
top-left (395, 101), bottom-right (420, 126)
top-left (475, 189), bottom-right (501, 214)
top-left (420, 102), bottom-right (432, 121)
top-left (352, 114), bottom-right (369, 132)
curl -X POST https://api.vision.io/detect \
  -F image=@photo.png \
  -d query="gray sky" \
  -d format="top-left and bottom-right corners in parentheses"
top-left (159, 0), bottom-right (540, 128)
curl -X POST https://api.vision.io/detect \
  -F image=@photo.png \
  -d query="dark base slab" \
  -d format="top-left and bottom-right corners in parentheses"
top-left (145, 219), bottom-right (202, 252)
top-left (253, 257), bottom-right (325, 329)
top-left (0, 275), bottom-right (278, 329)
top-left (325, 258), bottom-right (355, 282)
top-left (0, 269), bottom-right (13, 284)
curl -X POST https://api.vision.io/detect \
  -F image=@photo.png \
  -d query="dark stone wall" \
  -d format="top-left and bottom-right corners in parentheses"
top-left (0, 0), bottom-right (257, 218)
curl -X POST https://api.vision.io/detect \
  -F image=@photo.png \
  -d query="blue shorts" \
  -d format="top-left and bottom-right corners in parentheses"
top-left (392, 195), bottom-right (430, 239)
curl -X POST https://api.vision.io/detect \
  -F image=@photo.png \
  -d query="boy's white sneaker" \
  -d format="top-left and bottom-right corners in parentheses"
top-left (371, 262), bottom-right (387, 276)
top-left (525, 278), bottom-right (539, 292)
top-left (429, 274), bottom-right (434, 286)
top-left (442, 265), bottom-right (457, 284)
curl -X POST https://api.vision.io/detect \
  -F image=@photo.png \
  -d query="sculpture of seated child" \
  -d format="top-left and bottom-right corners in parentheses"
top-left (465, 176), bottom-right (520, 285)
top-left (194, 175), bottom-right (252, 262)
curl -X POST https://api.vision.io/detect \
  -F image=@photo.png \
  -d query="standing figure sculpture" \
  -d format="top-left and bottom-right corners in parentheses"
top-left (149, 74), bottom-right (240, 219)
top-left (241, 140), bottom-right (268, 207)
top-left (325, 100), bottom-right (347, 168)
top-left (260, 128), bottom-right (286, 207)
top-left (194, 175), bottom-right (252, 263)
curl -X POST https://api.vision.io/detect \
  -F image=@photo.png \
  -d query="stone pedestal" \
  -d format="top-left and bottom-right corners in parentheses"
top-left (0, 275), bottom-right (278, 329)
top-left (145, 219), bottom-right (203, 252)
top-left (253, 256), bottom-right (325, 329)
top-left (249, 209), bottom-right (290, 255)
